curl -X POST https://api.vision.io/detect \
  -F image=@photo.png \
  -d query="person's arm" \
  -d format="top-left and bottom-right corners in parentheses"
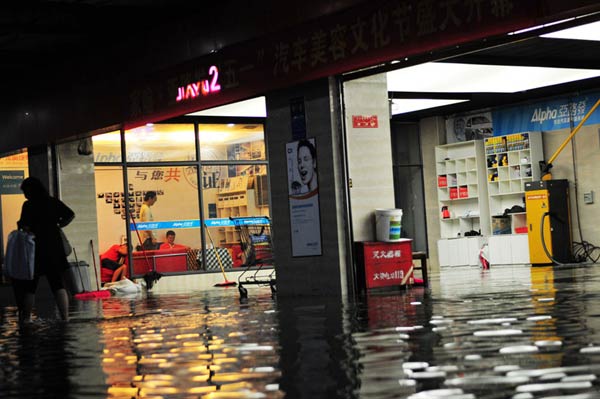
top-left (57, 198), bottom-right (75, 227)
top-left (17, 201), bottom-right (32, 232)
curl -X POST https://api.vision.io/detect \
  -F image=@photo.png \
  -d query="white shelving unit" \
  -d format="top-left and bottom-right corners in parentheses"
top-left (484, 131), bottom-right (543, 265)
top-left (436, 140), bottom-right (489, 267)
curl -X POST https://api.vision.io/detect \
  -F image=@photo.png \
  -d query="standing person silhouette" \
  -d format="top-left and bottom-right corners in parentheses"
top-left (297, 139), bottom-right (318, 193)
top-left (13, 177), bottom-right (75, 322)
top-left (139, 191), bottom-right (158, 250)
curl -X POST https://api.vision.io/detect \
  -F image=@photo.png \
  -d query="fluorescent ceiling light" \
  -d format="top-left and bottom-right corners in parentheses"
top-left (541, 20), bottom-right (600, 41)
top-left (391, 99), bottom-right (468, 115)
top-left (387, 62), bottom-right (600, 93)
top-left (188, 96), bottom-right (267, 117)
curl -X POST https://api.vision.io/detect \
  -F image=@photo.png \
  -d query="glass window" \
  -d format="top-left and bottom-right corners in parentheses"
top-left (0, 150), bottom-right (28, 269)
top-left (126, 166), bottom-right (202, 276)
top-left (202, 165), bottom-right (269, 268)
top-left (125, 124), bottom-right (196, 162)
top-left (92, 130), bottom-right (122, 163)
top-left (199, 123), bottom-right (265, 161)
top-left (94, 166), bottom-right (130, 280)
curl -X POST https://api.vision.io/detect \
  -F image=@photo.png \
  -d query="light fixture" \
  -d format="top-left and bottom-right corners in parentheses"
top-left (541, 20), bottom-right (600, 41)
top-left (387, 62), bottom-right (600, 93)
top-left (390, 99), bottom-right (468, 115)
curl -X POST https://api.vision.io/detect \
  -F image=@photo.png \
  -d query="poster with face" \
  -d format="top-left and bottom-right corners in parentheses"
top-left (287, 138), bottom-right (318, 197)
top-left (286, 138), bottom-right (322, 257)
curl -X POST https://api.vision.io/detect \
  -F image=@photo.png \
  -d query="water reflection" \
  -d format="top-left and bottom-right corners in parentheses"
top-left (2, 265), bottom-right (600, 398)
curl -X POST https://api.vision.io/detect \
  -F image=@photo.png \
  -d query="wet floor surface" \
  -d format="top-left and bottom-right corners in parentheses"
top-left (2, 264), bottom-right (600, 398)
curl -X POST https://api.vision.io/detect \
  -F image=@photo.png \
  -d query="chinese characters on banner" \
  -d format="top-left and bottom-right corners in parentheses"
top-left (127, 0), bottom-right (542, 126)
top-left (286, 138), bottom-right (322, 257)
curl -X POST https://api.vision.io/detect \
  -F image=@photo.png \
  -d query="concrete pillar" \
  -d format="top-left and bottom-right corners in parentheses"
top-left (265, 78), bottom-right (350, 297)
top-left (420, 116), bottom-right (446, 274)
top-left (56, 140), bottom-right (100, 283)
top-left (343, 75), bottom-right (395, 242)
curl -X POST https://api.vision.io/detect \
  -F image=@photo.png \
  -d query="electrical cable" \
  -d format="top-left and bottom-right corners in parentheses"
top-left (540, 212), bottom-right (563, 266)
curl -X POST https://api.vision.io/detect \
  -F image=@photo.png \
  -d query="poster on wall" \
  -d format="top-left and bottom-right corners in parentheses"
top-left (286, 138), bottom-right (322, 257)
top-left (446, 111), bottom-right (494, 143)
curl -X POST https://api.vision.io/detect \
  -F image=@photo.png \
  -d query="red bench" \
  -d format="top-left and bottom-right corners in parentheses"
top-left (132, 248), bottom-right (189, 275)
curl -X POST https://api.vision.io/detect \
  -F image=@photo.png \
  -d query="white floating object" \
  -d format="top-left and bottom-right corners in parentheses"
top-left (402, 362), bottom-right (429, 370)
top-left (500, 345), bottom-right (539, 354)
top-left (474, 329), bottom-right (522, 337)
top-left (535, 340), bottom-right (562, 347)
top-left (526, 315), bottom-right (552, 321)
top-left (468, 318), bottom-right (518, 325)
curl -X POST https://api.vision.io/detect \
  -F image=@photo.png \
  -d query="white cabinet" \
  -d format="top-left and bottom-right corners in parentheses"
top-left (436, 140), bottom-right (489, 267)
top-left (438, 237), bottom-right (485, 267)
top-left (485, 132), bottom-right (543, 265)
top-left (488, 234), bottom-right (530, 265)
top-left (436, 140), bottom-right (490, 238)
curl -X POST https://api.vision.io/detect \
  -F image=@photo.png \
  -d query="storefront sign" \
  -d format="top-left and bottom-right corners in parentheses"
top-left (492, 92), bottom-right (600, 135)
top-left (286, 138), bottom-right (322, 257)
top-left (352, 115), bottom-right (378, 128)
top-left (125, 0), bottom-right (599, 128)
top-left (175, 65), bottom-right (221, 102)
top-left (131, 217), bottom-right (271, 230)
top-left (0, 171), bottom-right (24, 194)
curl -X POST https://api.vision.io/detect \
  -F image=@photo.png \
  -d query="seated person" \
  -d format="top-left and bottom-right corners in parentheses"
top-left (100, 243), bottom-right (129, 283)
top-left (159, 230), bottom-right (189, 250)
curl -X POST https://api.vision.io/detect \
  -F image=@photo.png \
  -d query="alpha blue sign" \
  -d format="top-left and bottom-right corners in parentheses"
top-left (492, 93), bottom-right (600, 135)
top-left (131, 217), bottom-right (270, 230)
top-left (0, 171), bottom-right (24, 194)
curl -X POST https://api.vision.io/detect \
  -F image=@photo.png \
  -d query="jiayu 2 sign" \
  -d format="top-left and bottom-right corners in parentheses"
top-left (175, 65), bottom-right (221, 102)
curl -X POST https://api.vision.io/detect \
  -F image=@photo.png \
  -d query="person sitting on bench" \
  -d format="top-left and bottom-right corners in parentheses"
top-left (100, 243), bottom-right (129, 283)
top-left (159, 230), bottom-right (189, 250)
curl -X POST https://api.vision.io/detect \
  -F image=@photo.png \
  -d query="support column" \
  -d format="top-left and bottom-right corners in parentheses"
top-left (265, 78), bottom-right (351, 297)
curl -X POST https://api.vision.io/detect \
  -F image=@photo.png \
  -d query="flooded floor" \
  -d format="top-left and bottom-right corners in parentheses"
top-left (2, 264), bottom-right (600, 398)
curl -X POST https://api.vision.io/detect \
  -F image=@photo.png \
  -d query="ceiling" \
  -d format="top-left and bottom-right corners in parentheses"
top-left (384, 17), bottom-right (600, 121)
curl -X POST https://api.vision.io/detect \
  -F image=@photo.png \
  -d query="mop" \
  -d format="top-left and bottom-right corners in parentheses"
top-left (73, 246), bottom-right (111, 300)
top-left (205, 223), bottom-right (236, 287)
top-left (129, 212), bottom-right (162, 289)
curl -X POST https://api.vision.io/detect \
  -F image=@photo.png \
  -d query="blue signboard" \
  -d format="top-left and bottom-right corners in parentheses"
top-left (492, 93), bottom-right (600, 135)
top-left (131, 217), bottom-right (270, 230)
top-left (0, 171), bottom-right (24, 194)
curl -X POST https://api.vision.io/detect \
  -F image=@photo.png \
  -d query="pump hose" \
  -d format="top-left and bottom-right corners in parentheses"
top-left (540, 212), bottom-right (564, 266)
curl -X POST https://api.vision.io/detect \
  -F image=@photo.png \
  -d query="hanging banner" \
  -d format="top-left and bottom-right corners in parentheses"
top-left (492, 92), bottom-right (600, 135)
top-left (286, 138), bottom-right (322, 257)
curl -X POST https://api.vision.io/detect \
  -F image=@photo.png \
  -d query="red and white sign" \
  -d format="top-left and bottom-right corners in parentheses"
top-left (359, 240), bottom-right (413, 289)
top-left (352, 115), bottom-right (378, 128)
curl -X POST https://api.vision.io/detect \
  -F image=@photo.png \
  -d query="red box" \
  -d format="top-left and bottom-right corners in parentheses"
top-left (449, 187), bottom-right (458, 199)
top-left (515, 226), bottom-right (528, 234)
top-left (459, 186), bottom-right (468, 198)
top-left (438, 175), bottom-right (448, 187)
top-left (356, 240), bottom-right (414, 289)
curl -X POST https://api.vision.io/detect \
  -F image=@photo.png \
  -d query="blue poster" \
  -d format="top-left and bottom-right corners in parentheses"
top-left (492, 93), bottom-right (600, 135)
top-left (0, 171), bottom-right (24, 194)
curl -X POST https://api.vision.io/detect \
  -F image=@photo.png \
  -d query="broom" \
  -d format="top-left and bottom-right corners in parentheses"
top-left (129, 212), bottom-right (162, 289)
top-left (73, 246), bottom-right (111, 300)
top-left (205, 223), bottom-right (236, 287)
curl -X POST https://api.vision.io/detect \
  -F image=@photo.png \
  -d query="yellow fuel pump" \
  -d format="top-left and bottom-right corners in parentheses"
top-left (527, 99), bottom-right (600, 265)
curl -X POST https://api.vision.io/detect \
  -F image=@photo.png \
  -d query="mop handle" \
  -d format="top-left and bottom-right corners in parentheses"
top-left (129, 212), bottom-right (153, 273)
top-left (204, 224), bottom-right (229, 281)
top-left (89, 240), bottom-right (100, 291)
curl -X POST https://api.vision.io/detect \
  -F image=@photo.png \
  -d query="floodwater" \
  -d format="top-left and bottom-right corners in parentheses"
top-left (2, 264), bottom-right (600, 398)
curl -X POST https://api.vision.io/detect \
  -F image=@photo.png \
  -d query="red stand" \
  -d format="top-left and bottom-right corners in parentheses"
top-left (355, 239), bottom-right (414, 290)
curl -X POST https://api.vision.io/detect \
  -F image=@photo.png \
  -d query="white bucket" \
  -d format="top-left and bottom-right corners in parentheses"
top-left (375, 208), bottom-right (403, 242)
